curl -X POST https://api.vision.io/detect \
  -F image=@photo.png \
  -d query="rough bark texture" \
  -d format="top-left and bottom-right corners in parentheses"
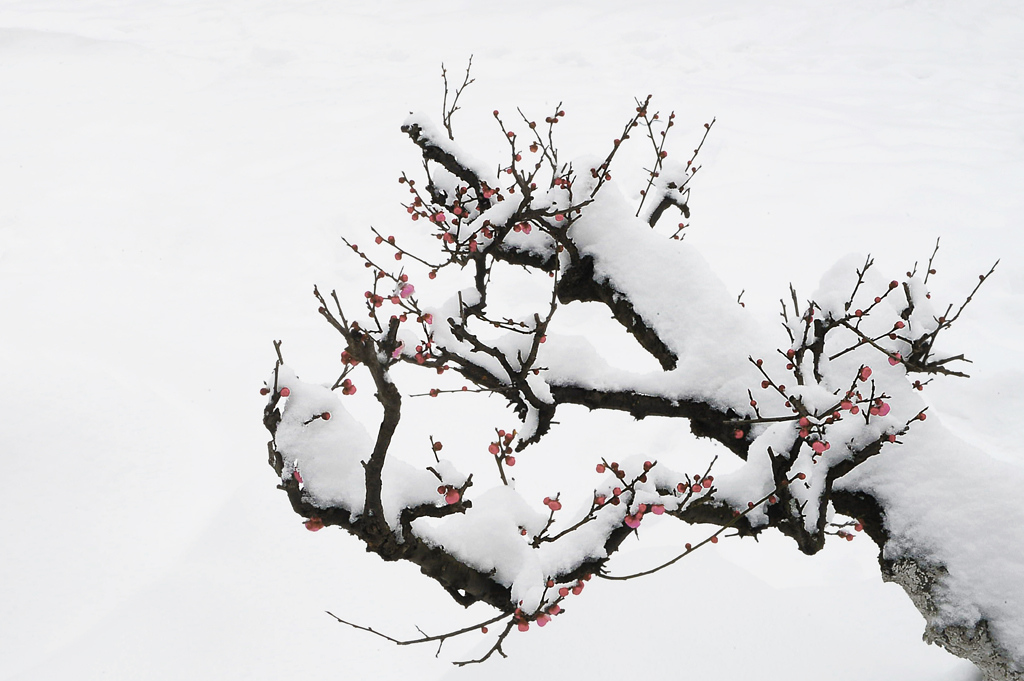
top-left (834, 489), bottom-right (1021, 680)
top-left (885, 558), bottom-right (1020, 681)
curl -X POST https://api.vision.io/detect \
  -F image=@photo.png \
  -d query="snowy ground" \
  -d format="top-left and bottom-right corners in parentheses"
top-left (2, 1), bottom-right (1021, 679)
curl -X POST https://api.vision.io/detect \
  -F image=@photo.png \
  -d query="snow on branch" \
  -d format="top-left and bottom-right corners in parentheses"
top-left (261, 64), bottom-right (1022, 677)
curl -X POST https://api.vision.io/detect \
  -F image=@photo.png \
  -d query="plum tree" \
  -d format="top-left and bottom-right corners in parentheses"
top-left (261, 64), bottom-right (1018, 678)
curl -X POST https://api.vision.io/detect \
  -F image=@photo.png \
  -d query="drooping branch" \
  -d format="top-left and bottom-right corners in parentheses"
top-left (556, 255), bottom-right (679, 371)
top-left (401, 121), bottom-right (492, 213)
top-left (326, 608), bottom-right (515, 665)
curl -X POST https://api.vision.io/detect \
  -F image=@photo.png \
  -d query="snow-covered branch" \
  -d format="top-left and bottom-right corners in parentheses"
top-left (261, 72), bottom-right (1020, 678)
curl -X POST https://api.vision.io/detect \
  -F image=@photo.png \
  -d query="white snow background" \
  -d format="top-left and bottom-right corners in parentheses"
top-left (1, 1), bottom-right (1022, 679)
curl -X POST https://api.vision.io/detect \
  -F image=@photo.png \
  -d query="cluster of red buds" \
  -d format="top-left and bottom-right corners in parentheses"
top-left (544, 110), bottom-right (566, 125)
top-left (512, 574), bottom-right (590, 632)
top-left (437, 485), bottom-right (461, 505)
top-left (678, 474), bottom-right (714, 495)
top-left (624, 501), bottom-right (666, 529)
top-left (557, 576), bottom-right (589, 599)
top-left (542, 495), bottom-right (562, 511)
top-left (410, 340), bottom-right (433, 365)
top-left (488, 429), bottom-right (517, 466)
top-left (596, 459), bottom-right (654, 482)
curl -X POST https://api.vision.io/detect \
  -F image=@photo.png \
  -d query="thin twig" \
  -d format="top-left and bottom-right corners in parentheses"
top-left (599, 472), bottom-right (803, 580)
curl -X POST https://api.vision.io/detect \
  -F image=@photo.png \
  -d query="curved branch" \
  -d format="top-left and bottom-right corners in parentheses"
top-left (548, 383), bottom-right (749, 458)
top-left (557, 255), bottom-right (679, 370)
